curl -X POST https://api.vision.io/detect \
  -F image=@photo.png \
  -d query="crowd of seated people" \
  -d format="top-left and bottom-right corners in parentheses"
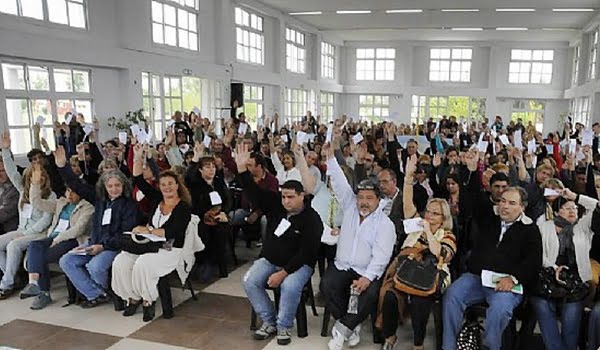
top-left (0, 109), bottom-right (599, 350)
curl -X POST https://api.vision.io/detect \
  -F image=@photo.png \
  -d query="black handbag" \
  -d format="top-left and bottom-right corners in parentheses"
top-left (457, 320), bottom-right (482, 350)
top-left (535, 266), bottom-right (589, 302)
top-left (116, 234), bottom-right (162, 255)
top-left (393, 247), bottom-right (446, 297)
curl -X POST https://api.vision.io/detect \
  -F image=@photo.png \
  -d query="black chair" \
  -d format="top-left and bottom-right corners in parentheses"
top-left (250, 280), bottom-right (318, 338)
top-left (157, 272), bottom-right (197, 319)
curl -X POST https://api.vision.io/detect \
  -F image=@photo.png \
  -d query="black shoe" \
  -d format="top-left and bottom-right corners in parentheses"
top-left (142, 302), bottom-right (155, 322)
top-left (123, 301), bottom-right (141, 316)
top-left (81, 294), bottom-right (109, 308)
top-left (0, 288), bottom-right (15, 300)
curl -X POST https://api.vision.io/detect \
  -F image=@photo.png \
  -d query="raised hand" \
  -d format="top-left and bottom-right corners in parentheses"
top-left (322, 142), bottom-right (334, 161)
top-left (432, 153), bottom-right (442, 168)
top-left (54, 146), bottom-right (67, 168)
top-left (405, 154), bottom-right (418, 178)
top-left (465, 150), bottom-right (479, 172)
top-left (235, 143), bottom-right (251, 173)
top-left (1, 131), bottom-right (10, 150)
top-left (192, 141), bottom-right (204, 162)
top-left (133, 143), bottom-right (144, 161)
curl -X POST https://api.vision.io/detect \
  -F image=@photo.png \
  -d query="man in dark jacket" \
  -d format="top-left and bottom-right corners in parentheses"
top-left (236, 143), bottom-right (322, 346)
top-left (442, 153), bottom-right (542, 350)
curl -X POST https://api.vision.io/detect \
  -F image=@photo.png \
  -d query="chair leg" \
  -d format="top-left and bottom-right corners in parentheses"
top-left (296, 294), bottom-right (308, 338)
top-left (321, 306), bottom-right (331, 337)
top-left (230, 227), bottom-right (238, 266)
top-left (186, 278), bottom-right (197, 300)
top-left (250, 308), bottom-right (258, 330)
top-left (433, 300), bottom-right (443, 350)
top-left (306, 282), bottom-right (318, 316)
top-left (158, 277), bottom-right (174, 319)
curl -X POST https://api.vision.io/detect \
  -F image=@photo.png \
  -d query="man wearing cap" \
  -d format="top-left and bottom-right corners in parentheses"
top-left (235, 144), bottom-right (322, 346)
top-left (320, 145), bottom-right (396, 350)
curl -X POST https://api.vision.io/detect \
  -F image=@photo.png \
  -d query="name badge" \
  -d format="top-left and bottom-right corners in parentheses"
top-left (273, 218), bottom-right (291, 237)
top-left (21, 203), bottom-right (33, 219)
top-left (102, 209), bottom-right (112, 226)
top-left (55, 219), bottom-right (69, 233)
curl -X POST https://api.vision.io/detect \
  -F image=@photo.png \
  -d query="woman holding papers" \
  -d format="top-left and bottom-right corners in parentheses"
top-left (0, 132), bottom-right (55, 300)
top-left (376, 155), bottom-right (456, 350)
top-left (533, 188), bottom-right (599, 350)
top-left (269, 134), bottom-right (302, 184)
top-left (112, 144), bottom-right (191, 322)
top-left (20, 165), bottom-right (93, 310)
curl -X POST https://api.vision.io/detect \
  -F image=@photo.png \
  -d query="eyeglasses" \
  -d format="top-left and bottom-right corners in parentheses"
top-left (425, 209), bottom-right (443, 217)
top-left (561, 206), bottom-right (578, 211)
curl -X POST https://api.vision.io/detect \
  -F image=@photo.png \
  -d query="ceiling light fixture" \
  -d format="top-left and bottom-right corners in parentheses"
top-left (386, 9), bottom-right (423, 13)
top-left (496, 27), bottom-right (528, 31)
top-left (495, 8), bottom-right (536, 12)
top-left (289, 11), bottom-right (322, 15)
top-left (552, 8), bottom-right (594, 12)
top-left (451, 27), bottom-right (484, 31)
top-left (441, 9), bottom-right (479, 12)
top-left (336, 10), bottom-right (372, 14)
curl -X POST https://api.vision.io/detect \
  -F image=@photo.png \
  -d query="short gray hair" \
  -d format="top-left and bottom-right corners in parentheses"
top-left (503, 186), bottom-right (528, 208)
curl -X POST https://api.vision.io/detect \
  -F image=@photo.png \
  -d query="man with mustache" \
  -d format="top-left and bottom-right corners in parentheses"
top-left (319, 144), bottom-right (396, 350)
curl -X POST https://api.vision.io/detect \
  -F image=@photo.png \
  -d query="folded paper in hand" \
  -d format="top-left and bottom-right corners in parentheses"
top-left (498, 135), bottom-right (510, 146)
top-left (352, 133), bottom-right (364, 144)
top-left (321, 224), bottom-right (339, 246)
top-left (203, 134), bottom-right (211, 148)
top-left (118, 132), bottom-right (128, 145)
top-left (481, 269), bottom-right (523, 294)
top-left (544, 188), bottom-right (560, 197)
top-left (403, 218), bottom-right (423, 234)
top-left (296, 131), bottom-right (308, 145)
top-left (209, 191), bottom-right (222, 206)
top-left (238, 122), bottom-right (248, 135)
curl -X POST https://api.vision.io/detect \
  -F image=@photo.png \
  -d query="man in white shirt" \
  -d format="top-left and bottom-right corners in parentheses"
top-left (305, 151), bottom-right (322, 182)
top-left (320, 146), bottom-right (396, 350)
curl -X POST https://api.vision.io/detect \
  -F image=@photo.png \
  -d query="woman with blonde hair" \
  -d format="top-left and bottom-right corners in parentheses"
top-left (112, 144), bottom-right (192, 322)
top-left (0, 132), bottom-right (54, 299)
top-left (376, 155), bottom-right (456, 350)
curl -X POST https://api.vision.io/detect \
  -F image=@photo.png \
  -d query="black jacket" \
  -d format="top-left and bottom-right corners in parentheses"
top-left (466, 171), bottom-right (542, 289)
top-left (185, 162), bottom-right (231, 219)
top-left (239, 171), bottom-right (322, 274)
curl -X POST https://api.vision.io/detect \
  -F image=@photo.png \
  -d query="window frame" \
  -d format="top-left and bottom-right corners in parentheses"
top-left (321, 42), bottom-right (336, 79)
top-left (235, 7), bottom-right (264, 65)
top-left (356, 48), bottom-right (395, 81)
top-left (358, 94), bottom-right (390, 123)
top-left (0, 0), bottom-right (88, 29)
top-left (572, 45), bottom-right (580, 86)
top-left (410, 95), bottom-right (487, 126)
top-left (285, 27), bottom-right (306, 74)
top-left (285, 87), bottom-right (308, 123)
top-left (320, 91), bottom-right (334, 121)
top-left (151, 0), bottom-right (199, 51)
top-left (589, 29), bottom-right (599, 81)
top-left (429, 48), bottom-right (472, 82)
top-left (508, 49), bottom-right (554, 84)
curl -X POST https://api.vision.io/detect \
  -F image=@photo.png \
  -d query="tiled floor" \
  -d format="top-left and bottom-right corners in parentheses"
top-left (0, 244), bottom-right (435, 350)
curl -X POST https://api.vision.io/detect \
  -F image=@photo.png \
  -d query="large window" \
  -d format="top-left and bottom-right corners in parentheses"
top-left (410, 95), bottom-right (486, 125)
top-left (242, 85), bottom-right (263, 130)
top-left (320, 92), bottom-right (334, 121)
top-left (356, 48), bottom-right (395, 80)
top-left (359, 95), bottom-right (389, 123)
top-left (572, 46), bottom-right (580, 86)
top-left (571, 97), bottom-right (591, 127)
top-left (0, 0), bottom-right (86, 28)
top-left (509, 49), bottom-right (554, 84)
top-left (235, 7), bottom-right (264, 65)
top-left (511, 99), bottom-right (545, 132)
top-left (429, 48), bottom-right (472, 82)
top-left (589, 30), bottom-right (599, 80)
top-left (151, 0), bottom-right (198, 51)
top-left (285, 88), bottom-right (308, 123)
top-left (321, 42), bottom-right (336, 79)
top-left (1, 60), bottom-right (92, 154)
top-left (286, 28), bottom-right (305, 73)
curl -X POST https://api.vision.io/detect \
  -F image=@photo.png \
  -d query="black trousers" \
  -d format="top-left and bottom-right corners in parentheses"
top-left (320, 265), bottom-right (381, 331)
top-left (381, 290), bottom-right (434, 346)
top-left (197, 223), bottom-right (228, 268)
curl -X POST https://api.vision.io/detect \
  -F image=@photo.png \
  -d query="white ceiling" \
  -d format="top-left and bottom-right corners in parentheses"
top-left (256, 0), bottom-right (600, 41)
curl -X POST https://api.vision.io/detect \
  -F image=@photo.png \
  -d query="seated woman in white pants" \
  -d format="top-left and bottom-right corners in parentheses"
top-left (0, 132), bottom-right (54, 299)
top-left (112, 144), bottom-right (191, 322)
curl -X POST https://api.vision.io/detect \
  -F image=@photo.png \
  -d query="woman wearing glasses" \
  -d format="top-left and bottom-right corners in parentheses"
top-left (376, 155), bottom-right (456, 350)
top-left (532, 188), bottom-right (599, 350)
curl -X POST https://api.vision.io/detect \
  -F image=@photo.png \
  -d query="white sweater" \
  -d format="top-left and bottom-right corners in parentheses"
top-left (538, 194), bottom-right (598, 282)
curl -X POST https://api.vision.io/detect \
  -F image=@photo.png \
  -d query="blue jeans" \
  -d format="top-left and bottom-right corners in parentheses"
top-left (27, 237), bottom-right (78, 291)
top-left (588, 303), bottom-right (600, 350)
top-left (242, 257), bottom-right (312, 330)
top-left (442, 273), bottom-right (523, 350)
top-left (58, 244), bottom-right (119, 300)
top-left (530, 297), bottom-right (583, 350)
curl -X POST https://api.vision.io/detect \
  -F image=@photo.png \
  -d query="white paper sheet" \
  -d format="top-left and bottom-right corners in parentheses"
top-left (478, 141), bottom-right (489, 153)
top-left (209, 191), bottom-right (222, 206)
top-left (513, 130), bottom-right (523, 149)
top-left (296, 131), bottom-right (308, 145)
top-left (527, 140), bottom-right (536, 154)
top-left (546, 144), bottom-right (554, 155)
top-left (499, 135), bottom-right (509, 146)
top-left (102, 208), bottom-right (112, 226)
top-left (203, 134), bottom-right (211, 148)
top-left (238, 122), bottom-right (248, 135)
top-left (583, 130), bottom-right (594, 146)
top-left (118, 132), bottom-right (128, 145)
top-left (481, 269), bottom-right (523, 294)
top-left (544, 188), bottom-right (560, 197)
top-left (352, 133), bottom-right (364, 145)
top-left (402, 218), bottom-right (423, 234)
top-left (321, 224), bottom-right (339, 246)
top-left (123, 231), bottom-right (166, 242)
top-left (274, 218), bottom-right (291, 237)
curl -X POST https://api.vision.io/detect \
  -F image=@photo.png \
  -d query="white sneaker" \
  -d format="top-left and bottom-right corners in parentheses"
top-left (348, 324), bottom-right (361, 347)
top-left (328, 326), bottom-right (346, 350)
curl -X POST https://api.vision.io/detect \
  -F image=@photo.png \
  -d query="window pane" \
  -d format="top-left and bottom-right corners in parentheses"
top-left (68, 2), bottom-right (86, 28)
top-left (74, 100), bottom-right (92, 120)
top-left (73, 70), bottom-right (90, 93)
top-left (0, 0), bottom-right (18, 15)
top-left (152, 1), bottom-right (163, 22)
top-left (56, 99), bottom-right (74, 119)
top-left (28, 66), bottom-right (49, 91)
top-left (54, 69), bottom-right (73, 92)
top-left (165, 26), bottom-right (177, 46)
top-left (5, 99), bottom-right (29, 126)
top-left (2, 63), bottom-right (25, 90)
top-left (48, 0), bottom-right (68, 24)
top-left (152, 23), bottom-right (164, 43)
top-left (9, 129), bottom-right (32, 155)
top-left (164, 5), bottom-right (176, 26)
top-left (21, 0), bottom-right (43, 20)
